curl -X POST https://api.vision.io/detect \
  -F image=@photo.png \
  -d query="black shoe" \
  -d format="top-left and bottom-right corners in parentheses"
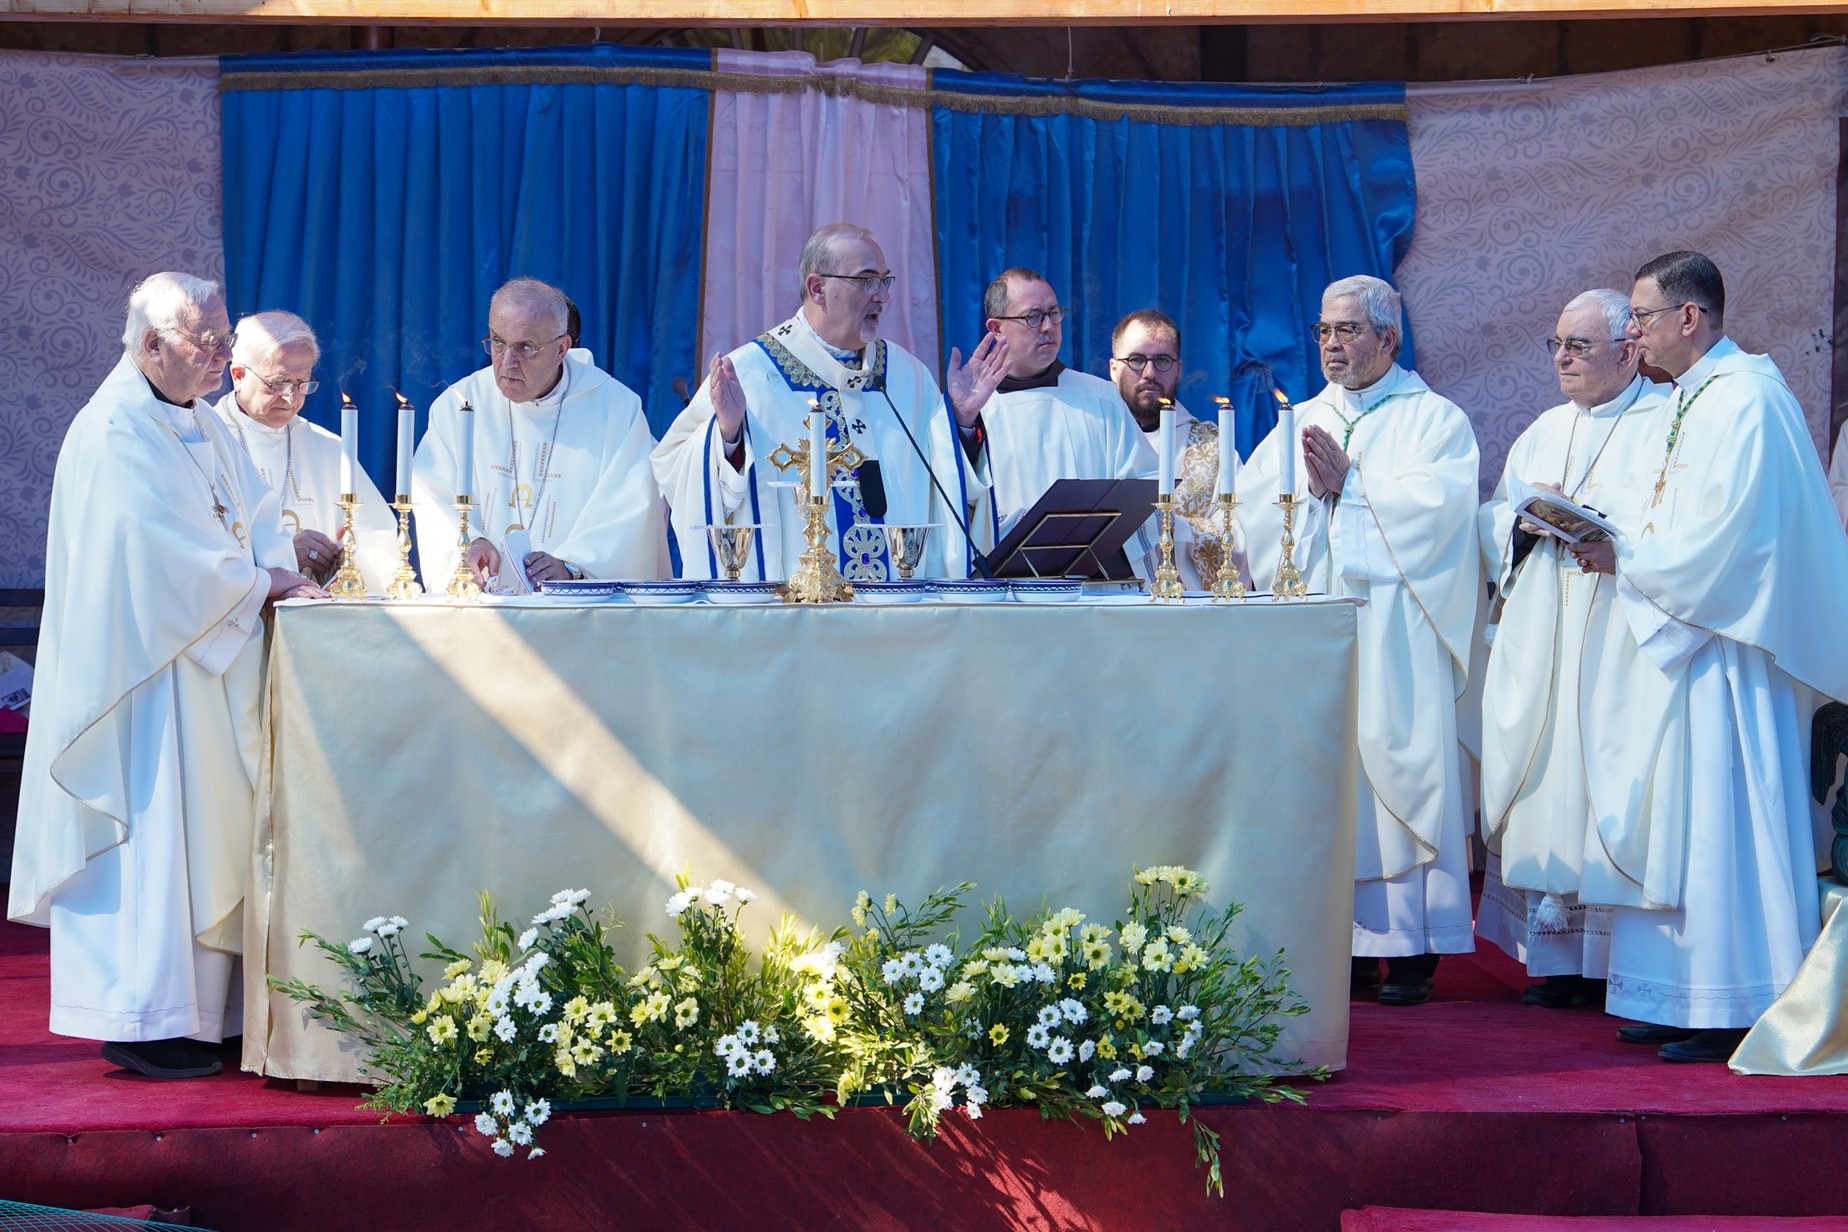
top-left (101, 1039), bottom-right (223, 1079)
top-left (1523, 975), bottom-right (1606, 1009)
top-left (1378, 978), bottom-right (1434, 1006)
top-left (1616, 1023), bottom-right (1701, 1046)
top-left (1351, 957), bottom-right (1383, 996)
top-left (1658, 1028), bottom-right (1748, 1064)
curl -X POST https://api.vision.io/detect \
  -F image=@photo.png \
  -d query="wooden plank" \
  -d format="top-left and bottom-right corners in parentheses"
top-left (1, 0), bottom-right (1843, 25)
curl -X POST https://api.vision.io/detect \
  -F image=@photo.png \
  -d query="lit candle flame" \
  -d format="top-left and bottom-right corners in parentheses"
top-left (341, 391), bottom-right (356, 410)
top-left (392, 388), bottom-right (414, 411)
top-left (1272, 387), bottom-right (1291, 407)
top-left (1157, 396), bottom-right (1173, 409)
top-left (1212, 395), bottom-right (1231, 408)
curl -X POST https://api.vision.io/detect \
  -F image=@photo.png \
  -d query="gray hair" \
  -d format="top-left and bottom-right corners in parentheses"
top-left (232, 309), bottom-right (320, 369)
top-left (798, 223), bottom-right (876, 297)
top-left (490, 277), bottom-right (569, 338)
top-left (122, 271), bottom-right (221, 351)
top-left (1563, 288), bottom-right (1634, 338)
top-left (1323, 274), bottom-right (1402, 337)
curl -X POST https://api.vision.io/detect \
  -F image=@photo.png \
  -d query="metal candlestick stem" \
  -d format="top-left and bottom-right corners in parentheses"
top-left (1150, 495), bottom-right (1184, 603)
top-left (1272, 493), bottom-right (1308, 600)
top-left (327, 493), bottom-right (368, 600)
top-left (1208, 492), bottom-right (1247, 601)
top-left (387, 496), bottom-right (422, 599)
top-left (780, 495), bottom-right (853, 604)
top-left (447, 498), bottom-right (482, 601)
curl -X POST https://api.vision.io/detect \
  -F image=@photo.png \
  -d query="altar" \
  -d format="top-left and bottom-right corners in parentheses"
top-left (244, 595), bottom-right (1360, 1082)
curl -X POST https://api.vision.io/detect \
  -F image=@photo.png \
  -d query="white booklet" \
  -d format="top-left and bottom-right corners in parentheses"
top-left (489, 527), bottom-right (535, 595)
top-left (1508, 477), bottom-right (1618, 545)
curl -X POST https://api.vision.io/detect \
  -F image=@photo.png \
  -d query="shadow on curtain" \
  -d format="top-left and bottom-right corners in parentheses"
top-left (931, 75), bottom-right (1415, 453)
top-left (218, 45), bottom-right (711, 488)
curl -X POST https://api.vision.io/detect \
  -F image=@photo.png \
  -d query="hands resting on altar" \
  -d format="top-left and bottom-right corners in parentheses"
top-left (266, 566), bottom-right (327, 604)
top-left (464, 538), bottom-right (576, 588)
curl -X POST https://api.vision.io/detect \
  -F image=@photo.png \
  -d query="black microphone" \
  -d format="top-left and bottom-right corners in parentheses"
top-left (857, 459), bottom-right (887, 520)
top-left (878, 387), bottom-right (994, 578)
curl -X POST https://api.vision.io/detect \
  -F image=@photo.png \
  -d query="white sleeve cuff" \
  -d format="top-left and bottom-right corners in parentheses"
top-left (1616, 572), bottom-right (1710, 671)
top-left (1332, 469), bottom-right (1396, 584)
top-left (186, 570), bottom-right (268, 675)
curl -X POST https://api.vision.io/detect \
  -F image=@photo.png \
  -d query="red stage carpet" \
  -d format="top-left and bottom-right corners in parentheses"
top-left (4, 920), bottom-right (1848, 1231)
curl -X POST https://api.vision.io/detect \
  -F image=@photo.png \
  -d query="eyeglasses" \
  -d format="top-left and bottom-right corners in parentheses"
top-left (1114, 354), bottom-right (1177, 374)
top-left (1630, 302), bottom-right (1699, 327)
top-left (482, 333), bottom-right (567, 360)
top-left (167, 328), bottom-right (236, 356)
top-left (995, 306), bottom-right (1067, 330)
top-left (1311, 322), bottom-right (1376, 345)
top-left (1543, 336), bottom-right (1626, 359)
top-left (251, 371), bottom-right (320, 396)
top-left (819, 272), bottom-right (896, 293)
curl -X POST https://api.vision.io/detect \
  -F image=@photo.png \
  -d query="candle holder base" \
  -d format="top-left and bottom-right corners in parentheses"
top-left (1273, 494), bottom-right (1308, 600)
top-left (387, 498), bottom-right (423, 600)
top-left (1208, 493), bottom-right (1247, 602)
top-left (778, 497), bottom-right (853, 604)
top-left (1150, 496), bottom-right (1185, 604)
top-left (327, 494), bottom-right (368, 601)
top-left (447, 501), bottom-right (482, 601)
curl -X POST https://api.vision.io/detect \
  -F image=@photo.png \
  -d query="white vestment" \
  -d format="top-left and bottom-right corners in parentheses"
top-left (1580, 339), bottom-right (1848, 1027)
top-left (652, 314), bottom-right (988, 581)
top-left (9, 355), bottom-right (293, 1042)
top-left (1241, 365), bottom-right (1481, 956)
top-left (209, 394), bottom-right (400, 592)
top-left (1829, 419), bottom-right (1848, 532)
top-left (1131, 405), bottom-right (1244, 590)
top-left (1473, 375), bottom-right (1668, 977)
top-left (981, 367), bottom-right (1155, 571)
top-left (413, 355), bottom-right (670, 584)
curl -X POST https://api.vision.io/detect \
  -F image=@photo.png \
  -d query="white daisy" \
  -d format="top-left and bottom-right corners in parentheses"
top-left (492, 1137), bottom-right (515, 1157)
top-left (881, 958), bottom-right (905, 986)
top-left (925, 944), bottom-right (954, 969)
top-left (1136, 1065), bottom-right (1154, 1082)
top-left (1079, 1039), bottom-right (1096, 1062)
top-left (735, 888), bottom-right (757, 903)
top-left (917, 966), bottom-right (945, 992)
top-left (1150, 1005), bottom-right (1174, 1025)
top-left (1177, 1005), bottom-right (1200, 1020)
top-left (898, 951), bottom-right (926, 978)
top-left (736, 1020), bottom-right (760, 1044)
top-left (726, 1051), bottom-right (753, 1078)
top-left (494, 1016), bottom-right (518, 1042)
top-left (1037, 1005), bottom-right (1062, 1028)
top-left (1143, 1040), bottom-right (1164, 1057)
top-left (518, 928), bottom-right (539, 951)
top-left (954, 1063), bottom-right (980, 1089)
top-left (1025, 1023), bottom-right (1052, 1049)
top-left (538, 1024), bottom-right (560, 1043)
top-left (1031, 964), bottom-right (1056, 984)
top-left (363, 917), bottom-right (388, 933)
top-left (1128, 1112), bottom-right (1147, 1125)
top-left (1047, 1036), bottom-right (1074, 1064)
top-left (490, 1090), bottom-right (516, 1115)
top-left (524, 1100), bottom-right (551, 1126)
top-left (347, 938), bottom-right (374, 955)
top-left (474, 1112), bottom-right (498, 1136)
top-left (903, 992), bottom-right (925, 1016)
top-left (754, 1049), bottom-right (776, 1074)
top-left (507, 1121), bottom-right (533, 1146)
top-left (1059, 998), bottom-right (1088, 1025)
top-left (1109, 1067), bottom-right (1131, 1082)
top-left (1100, 1100), bottom-right (1127, 1118)
top-left (1086, 1083), bottom-right (1108, 1098)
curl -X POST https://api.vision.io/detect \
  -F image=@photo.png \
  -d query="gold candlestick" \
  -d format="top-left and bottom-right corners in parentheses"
top-left (1208, 492), bottom-right (1246, 601)
top-left (327, 493), bottom-right (368, 600)
top-left (780, 495), bottom-right (853, 604)
top-left (1150, 495), bottom-right (1184, 603)
top-left (1272, 493), bottom-right (1308, 600)
top-left (387, 496), bottom-right (422, 600)
top-left (447, 497), bottom-right (482, 601)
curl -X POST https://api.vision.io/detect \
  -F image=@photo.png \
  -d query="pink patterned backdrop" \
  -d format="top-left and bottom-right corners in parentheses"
top-left (0, 50), bottom-right (224, 587)
top-left (1398, 45), bottom-right (1844, 495)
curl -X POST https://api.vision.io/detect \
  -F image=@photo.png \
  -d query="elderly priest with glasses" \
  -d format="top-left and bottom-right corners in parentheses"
top-left (210, 310), bottom-right (398, 591)
top-left (1240, 274), bottom-right (1482, 1007)
top-left (1473, 289), bottom-right (1668, 1012)
top-left (414, 277), bottom-right (670, 590)
top-left (654, 222), bottom-right (1010, 581)
top-left (10, 272), bottom-right (324, 1080)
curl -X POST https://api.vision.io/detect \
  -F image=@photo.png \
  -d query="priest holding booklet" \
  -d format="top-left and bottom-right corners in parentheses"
top-left (1473, 288), bottom-right (1668, 1011)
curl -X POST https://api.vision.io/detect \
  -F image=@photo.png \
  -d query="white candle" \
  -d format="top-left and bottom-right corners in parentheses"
top-left (808, 399), bottom-right (826, 501)
top-left (1215, 397), bottom-right (1236, 496)
top-left (1157, 402), bottom-right (1175, 495)
top-left (456, 400), bottom-right (475, 500)
top-left (395, 396), bottom-right (415, 498)
top-left (1277, 399), bottom-right (1297, 497)
top-left (340, 396), bottom-right (358, 495)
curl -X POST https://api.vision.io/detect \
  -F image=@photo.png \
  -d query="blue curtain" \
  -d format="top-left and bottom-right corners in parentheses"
top-left (219, 45), bottom-right (711, 491)
top-left (931, 76), bottom-right (1415, 452)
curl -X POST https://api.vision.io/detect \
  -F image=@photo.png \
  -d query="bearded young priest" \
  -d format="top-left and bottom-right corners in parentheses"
top-left (9, 273), bottom-right (324, 1080)
top-left (414, 277), bottom-right (670, 589)
top-left (653, 223), bottom-right (1010, 581)
top-left (1570, 250), bottom-right (1848, 1063)
top-left (1474, 289), bottom-right (1668, 1010)
top-left (1240, 274), bottom-right (1482, 1006)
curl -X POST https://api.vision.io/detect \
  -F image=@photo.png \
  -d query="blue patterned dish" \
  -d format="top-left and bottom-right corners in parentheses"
top-left (853, 580), bottom-right (931, 604)
top-left (1008, 578), bottom-right (1083, 604)
top-left (699, 580), bottom-right (782, 605)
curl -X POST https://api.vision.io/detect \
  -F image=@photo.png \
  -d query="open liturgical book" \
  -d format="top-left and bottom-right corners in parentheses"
top-left (1508, 477), bottom-right (1619, 545)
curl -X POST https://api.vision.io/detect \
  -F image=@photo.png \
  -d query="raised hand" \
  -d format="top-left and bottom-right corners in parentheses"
top-left (946, 331), bottom-right (1012, 428)
top-left (709, 352), bottom-right (747, 442)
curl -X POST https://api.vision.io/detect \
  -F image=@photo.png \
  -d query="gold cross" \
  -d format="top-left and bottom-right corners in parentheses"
top-left (768, 435), bottom-right (866, 494)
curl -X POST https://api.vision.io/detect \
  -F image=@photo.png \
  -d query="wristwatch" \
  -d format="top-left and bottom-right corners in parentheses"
top-left (563, 561), bottom-right (585, 580)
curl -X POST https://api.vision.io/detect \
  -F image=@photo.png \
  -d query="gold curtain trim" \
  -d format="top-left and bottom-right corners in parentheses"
top-left (218, 62), bottom-right (1406, 126)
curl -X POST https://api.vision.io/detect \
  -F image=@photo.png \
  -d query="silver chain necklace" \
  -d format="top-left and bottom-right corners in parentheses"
top-left (504, 366), bottom-right (569, 534)
top-left (229, 411), bottom-right (302, 503)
